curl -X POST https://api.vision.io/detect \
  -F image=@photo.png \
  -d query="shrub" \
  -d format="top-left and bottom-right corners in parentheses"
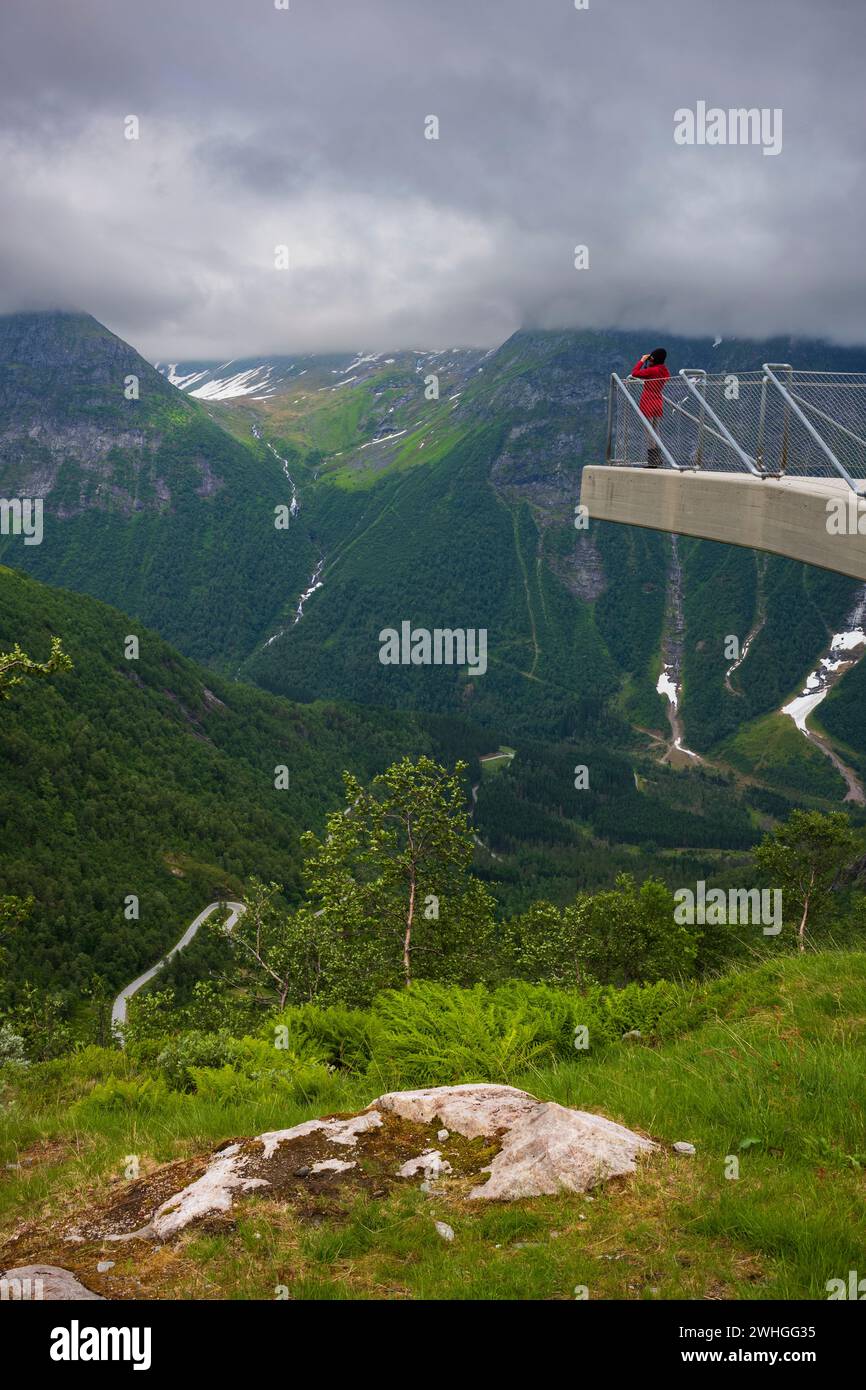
top-left (259, 977), bottom-right (711, 1089)
top-left (190, 1057), bottom-right (334, 1107)
top-left (0, 1023), bottom-right (28, 1070)
top-left (150, 1029), bottom-right (336, 1103)
top-left (266, 1003), bottom-right (377, 1072)
top-left (155, 1031), bottom-right (243, 1091)
top-left (76, 1074), bottom-right (170, 1114)
top-left (187, 1065), bottom-right (261, 1107)
top-left (594, 978), bottom-right (701, 1040)
top-left (367, 981), bottom-right (565, 1086)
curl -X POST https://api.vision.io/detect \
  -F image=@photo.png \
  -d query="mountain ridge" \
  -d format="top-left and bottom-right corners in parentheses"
top-left (0, 311), bottom-right (316, 670)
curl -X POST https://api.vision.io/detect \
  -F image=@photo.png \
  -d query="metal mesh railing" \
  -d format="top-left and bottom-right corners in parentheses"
top-left (763, 368), bottom-right (866, 487)
top-left (605, 365), bottom-right (866, 492)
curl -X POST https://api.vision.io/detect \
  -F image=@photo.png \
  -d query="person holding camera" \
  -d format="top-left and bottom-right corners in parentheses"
top-left (631, 348), bottom-right (670, 466)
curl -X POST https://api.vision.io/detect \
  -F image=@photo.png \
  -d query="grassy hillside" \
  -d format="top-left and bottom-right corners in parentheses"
top-left (2, 952), bottom-right (864, 1300)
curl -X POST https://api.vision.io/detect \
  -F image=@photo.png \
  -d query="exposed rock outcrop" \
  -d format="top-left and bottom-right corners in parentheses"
top-left (375, 1085), bottom-right (657, 1200)
top-left (0, 1088), bottom-right (658, 1287)
top-left (53, 1085), bottom-right (656, 1246)
top-left (0, 1264), bottom-right (103, 1300)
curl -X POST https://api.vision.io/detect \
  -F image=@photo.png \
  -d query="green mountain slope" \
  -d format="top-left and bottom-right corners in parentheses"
top-left (6, 313), bottom-right (864, 776)
top-left (0, 312), bottom-right (316, 672)
top-left (679, 541), bottom-right (860, 749)
top-left (5, 311), bottom-right (866, 928)
top-left (0, 561), bottom-right (804, 1003)
top-left (248, 421), bottom-right (624, 740)
top-left (0, 564), bottom-right (442, 994)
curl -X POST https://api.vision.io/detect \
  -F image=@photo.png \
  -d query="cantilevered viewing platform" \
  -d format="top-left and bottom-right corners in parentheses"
top-left (581, 365), bottom-right (866, 581)
top-left (581, 467), bottom-right (866, 581)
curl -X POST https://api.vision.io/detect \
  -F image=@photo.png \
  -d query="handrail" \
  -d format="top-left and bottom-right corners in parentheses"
top-left (787, 390), bottom-right (866, 454)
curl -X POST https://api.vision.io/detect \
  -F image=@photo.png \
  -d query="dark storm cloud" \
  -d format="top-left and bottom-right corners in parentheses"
top-left (0, 0), bottom-right (863, 356)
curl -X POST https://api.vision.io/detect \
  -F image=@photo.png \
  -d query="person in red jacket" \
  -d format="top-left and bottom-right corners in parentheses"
top-left (631, 347), bottom-right (670, 466)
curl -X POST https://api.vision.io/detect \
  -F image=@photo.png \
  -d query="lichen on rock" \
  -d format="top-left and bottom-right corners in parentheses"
top-left (372, 1085), bottom-right (657, 1200)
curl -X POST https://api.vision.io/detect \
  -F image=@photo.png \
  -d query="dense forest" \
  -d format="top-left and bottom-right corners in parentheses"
top-left (5, 537), bottom-right (864, 1011)
top-left (0, 565), bottom-right (447, 993)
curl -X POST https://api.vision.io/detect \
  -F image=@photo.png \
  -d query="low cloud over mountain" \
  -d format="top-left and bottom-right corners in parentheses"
top-left (0, 0), bottom-right (863, 356)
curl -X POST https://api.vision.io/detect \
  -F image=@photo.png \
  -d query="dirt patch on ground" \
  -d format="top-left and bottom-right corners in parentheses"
top-left (78, 1154), bottom-right (216, 1240)
top-left (0, 1153), bottom-right (212, 1272)
top-left (3, 1137), bottom-right (81, 1174)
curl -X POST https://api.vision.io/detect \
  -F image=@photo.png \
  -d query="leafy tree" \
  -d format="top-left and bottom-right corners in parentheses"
top-left (0, 636), bottom-right (71, 701)
top-left (123, 981), bottom-right (246, 1048)
top-left (215, 882), bottom-right (344, 1009)
top-left (301, 756), bottom-right (496, 993)
top-left (564, 874), bottom-right (699, 986)
top-left (0, 1022), bottom-right (27, 1069)
top-left (5, 984), bottom-right (72, 1061)
top-left (504, 901), bottom-right (581, 985)
top-left (754, 810), bottom-right (860, 951)
top-left (0, 893), bottom-right (31, 947)
top-left (82, 974), bottom-right (113, 1048)
top-left (121, 988), bottom-right (178, 1046)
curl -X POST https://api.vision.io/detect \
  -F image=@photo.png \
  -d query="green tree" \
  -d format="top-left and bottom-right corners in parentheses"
top-left (565, 874), bottom-right (699, 986)
top-left (301, 756), bottom-right (496, 992)
top-left (0, 1022), bottom-right (27, 1069)
top-left (504, 901), bottom-right (581, 985)
top-left (216, 882), bottom-right (343, 1009)
top-left (0, 636), bottom-right (71, 701)
top-left (754, 810), bottom-right (860, 951)
top-left (0, 893), bottom-right (32, 950)
top-left (5, 984), bottom-right (72, 1061)
top-left (82, 973), bottom-right (113, 1048)
top-left (0, 895), bottom-right (33, 1004)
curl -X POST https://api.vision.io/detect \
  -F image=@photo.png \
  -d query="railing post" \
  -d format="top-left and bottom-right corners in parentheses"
top-left (606, 374), bottom-right (615, 463)
top-left (756, 374), bottom-right (768, 473)
top-left (689, 368), bottom-right (707, 469)
top-left (780, 364), bottom-right (793, 476)
top-left (623, 378), bottom-right (630, 464)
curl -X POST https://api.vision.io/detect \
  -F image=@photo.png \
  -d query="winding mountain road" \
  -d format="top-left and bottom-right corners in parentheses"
top-left (111, 900), bottom-right (245, 1039)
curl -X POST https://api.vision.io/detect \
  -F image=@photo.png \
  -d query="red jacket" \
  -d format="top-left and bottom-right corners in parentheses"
top-left (632, 359), bottom-right (670, 419)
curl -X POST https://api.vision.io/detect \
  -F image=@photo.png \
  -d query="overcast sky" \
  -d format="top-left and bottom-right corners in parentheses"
top-left (0, 0), bottom-right (863, 358)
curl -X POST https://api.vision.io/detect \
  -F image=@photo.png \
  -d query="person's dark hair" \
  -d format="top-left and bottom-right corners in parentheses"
top-left (649, 347), bottom-right (667, 365)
